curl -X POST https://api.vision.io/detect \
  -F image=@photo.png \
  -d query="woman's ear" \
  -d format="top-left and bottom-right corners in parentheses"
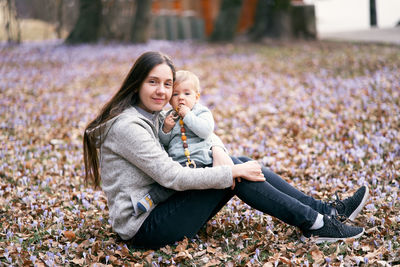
top-left (196, 93), bottom-right (200, 101)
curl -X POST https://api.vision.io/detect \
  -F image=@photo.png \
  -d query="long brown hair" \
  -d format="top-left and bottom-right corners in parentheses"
top-left (83, 51), bottom-right (176, 187)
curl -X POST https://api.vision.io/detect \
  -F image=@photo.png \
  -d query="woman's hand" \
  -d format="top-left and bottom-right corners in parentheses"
top-left (231, 161), bottom-right (265, 183)
top-left (212, 147), bottom-right (264, 189)
top-left (163, 113), bottom-right (177, 133)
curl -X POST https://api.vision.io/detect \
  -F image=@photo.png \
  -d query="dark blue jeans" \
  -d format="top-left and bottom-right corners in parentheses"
top-left (129, 156), bottom-right (333, 249)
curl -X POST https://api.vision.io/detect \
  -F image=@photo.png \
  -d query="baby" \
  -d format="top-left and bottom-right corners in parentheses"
top-left (136, 70), bottom-right (217, 214)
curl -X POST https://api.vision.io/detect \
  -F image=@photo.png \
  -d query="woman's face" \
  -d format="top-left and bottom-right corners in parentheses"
top-left (138, 63), bottom-right (173, 113)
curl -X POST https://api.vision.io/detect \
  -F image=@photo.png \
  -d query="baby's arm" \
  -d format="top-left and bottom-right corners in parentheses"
top-left (163, 113), bottom-right (177, 133)
top-left (212, 146), bottom-right (234, 166)
top-left (212, 146), bottom-right (238, 189)
top-left (158, 113), bottom-right (176, 145)
top-left (209, 131), bottom-right (233, 167)
top-left (182, 107), bottom-right (214, 139)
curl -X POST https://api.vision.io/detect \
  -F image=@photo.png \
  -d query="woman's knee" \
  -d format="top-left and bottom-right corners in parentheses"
top-left (235, 179), bottom-right (270, 194)
top-left (230, 156), bottom-right (243, 164)
top-left (231, 156), bottom-right (257, 165)
top-left (237, 156), bottom-right (253, 162)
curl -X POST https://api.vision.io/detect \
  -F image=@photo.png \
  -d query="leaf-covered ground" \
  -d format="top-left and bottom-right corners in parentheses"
top-left (1, 40), bottom-right (399, 266)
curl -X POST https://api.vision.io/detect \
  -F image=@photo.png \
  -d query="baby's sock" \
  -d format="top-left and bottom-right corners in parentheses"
top-left (309, 213), bottom-right (324, 230)
top-left (137, 193), bottom-right (154, 213)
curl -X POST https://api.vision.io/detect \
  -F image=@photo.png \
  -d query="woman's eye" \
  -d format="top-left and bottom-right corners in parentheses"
top-left (149, 80), bottom-right (157, 85)
top-left (165, 82), bottom-right (172, 88)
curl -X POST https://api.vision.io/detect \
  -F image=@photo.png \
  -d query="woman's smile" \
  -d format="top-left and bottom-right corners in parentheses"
top-left (152, 97), bottom-right (166, 103)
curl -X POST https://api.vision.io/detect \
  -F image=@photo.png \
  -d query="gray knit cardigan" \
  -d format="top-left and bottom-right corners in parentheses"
top-left (90, 106), bottom-right (233, 240)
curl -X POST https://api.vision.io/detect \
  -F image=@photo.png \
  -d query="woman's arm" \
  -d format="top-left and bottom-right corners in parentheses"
top-left (211, 140), bottom-right (265, 184)
top-left (210, 147), bottom-right (265, 182)
top-left (212, 146), bottom-right (252, 189)
top-left (231, 161), bottom-right (264, 182)
top-left (109, 119), bottom-right (233, 191)
top-left (108, 118), bottom-right (264, 191)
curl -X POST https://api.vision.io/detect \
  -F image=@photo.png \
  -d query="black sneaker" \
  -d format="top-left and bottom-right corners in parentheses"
top-left (332, 185), bottom-right (369, 221)
top-left (301, 215), bottom-right (364, 244)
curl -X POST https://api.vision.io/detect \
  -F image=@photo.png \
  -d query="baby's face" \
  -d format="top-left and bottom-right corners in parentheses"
top-left (170, 80), bottom-right (199, 110)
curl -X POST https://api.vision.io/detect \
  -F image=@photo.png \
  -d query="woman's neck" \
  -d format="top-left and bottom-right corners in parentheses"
top-left (135, 105), bottom-right (157, 121)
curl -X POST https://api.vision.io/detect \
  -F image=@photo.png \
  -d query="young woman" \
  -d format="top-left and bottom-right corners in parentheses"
top-left (83, 51), bottom-right (369, 249)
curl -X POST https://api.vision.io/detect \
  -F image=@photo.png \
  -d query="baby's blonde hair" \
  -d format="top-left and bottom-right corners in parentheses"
top-left (174, 70), bottom-right (201, 94)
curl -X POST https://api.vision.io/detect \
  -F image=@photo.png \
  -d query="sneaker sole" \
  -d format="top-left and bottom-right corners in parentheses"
top-left (300, 228), bottom-right (365, 244)
top-left (348, 186), bottom-right (369, 221)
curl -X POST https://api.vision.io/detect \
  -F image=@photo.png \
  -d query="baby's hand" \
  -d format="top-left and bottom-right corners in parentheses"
top-left (163, 113), bottom-right (177, 133)
top-left (178, 105), bottom-right (190, 118)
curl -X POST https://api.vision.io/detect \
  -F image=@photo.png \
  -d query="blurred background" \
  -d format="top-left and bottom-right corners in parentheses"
top-left (0, 0), bottom-right (399, 43)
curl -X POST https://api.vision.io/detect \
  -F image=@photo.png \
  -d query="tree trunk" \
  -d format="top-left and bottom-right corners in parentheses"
top-left (269, 8), bottom-right (292, 39)
top-left (247, 0), bottom-right (274, 41)
top-left (369, 0), bottom-right (377, 27)
top-left (130, 0), bottom-right (152, 43)
top-left (210, 0), bottom-right (243, 42)
top-left (291, 4), bottom-right (316, 39)
top-left (266, 0), bottom-right (292, 39)
top-left (65, 0), bottom-right (102, 44)
top-left (248, 0), bottom-right (309, 41)
top-left (4, 0), bottom-right (21, 43)
top-left (56, 0), bottom-right (64, 38)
